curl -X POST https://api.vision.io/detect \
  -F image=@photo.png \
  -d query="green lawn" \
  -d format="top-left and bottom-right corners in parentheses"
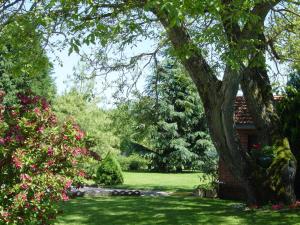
top-left (55, 172), bottom-right (300, 224)
top-left (56, 197), bottom-right (300, 225)
top-left (109, 171), bottom-right (204, 192)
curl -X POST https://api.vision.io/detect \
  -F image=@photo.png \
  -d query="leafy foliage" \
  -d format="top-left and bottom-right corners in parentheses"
top-left (0, 14), bottom-right (51, 79)
top-left (112, 61), bottom-right (217, 172)
top-left (53, 90), bottom-right (119, 157)
top-left (267, 139), bottom-right (296, 197)
top-left (117, 154), bottom-right (150, 171)
top-left (0, 91), bottom-right (89, 224)
top-left (0, 14), bottom-right (56, 106)
top-left (148, 61), bottom-right (216, 172)
top-left (95, 153), bottom-right (124, 186)
top-left (110, 97), bottom-right (156, 150)
top-left (278, 71), bottom-right (300, 152)
top-left (0, 73), bottom-right (56, 107)
top-left (277, 70), bottom-right (300, 196)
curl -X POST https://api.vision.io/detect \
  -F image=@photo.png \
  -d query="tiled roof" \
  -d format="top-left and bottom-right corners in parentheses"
top-left (234, 96), bottom-right (281, 125)
top-left (234, 96), bottom-right (253, 124)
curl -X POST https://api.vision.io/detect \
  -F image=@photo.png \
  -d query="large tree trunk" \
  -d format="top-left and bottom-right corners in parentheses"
top-left (241, 66), bottom-right (297, 204)
top-left (202, 78), bottom-right (258, 204)
top-left (151, 2), bottom-right (296, 204)
top-left (239, 13), bottom-right (297, 203)
top-left (154, 10), bottom-right (259, 204)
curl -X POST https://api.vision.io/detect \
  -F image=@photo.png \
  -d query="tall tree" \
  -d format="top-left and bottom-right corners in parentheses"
top-left (0, 13), bottom-right (56, 105)
top-left (24, 0), bottom-right (299, 204)
top-left (148, 61), bottom-right (216, 172)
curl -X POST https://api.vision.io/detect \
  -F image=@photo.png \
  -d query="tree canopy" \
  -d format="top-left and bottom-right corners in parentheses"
top-left (1, 0), bottom-right (299, 204)
top-left (53, 89), bottom-right (119, 156)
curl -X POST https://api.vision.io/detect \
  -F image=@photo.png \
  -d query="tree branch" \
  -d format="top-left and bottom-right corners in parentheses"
top-left (220, 0), bottom-right (241, 42)
top-left (251, 0), bottom-right (282, 20)
top-left (150, 7), bottom-right (220, 96)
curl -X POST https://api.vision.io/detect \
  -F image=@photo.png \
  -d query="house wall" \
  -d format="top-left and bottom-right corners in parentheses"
top-left (218, 128), bottom-right (256, 200)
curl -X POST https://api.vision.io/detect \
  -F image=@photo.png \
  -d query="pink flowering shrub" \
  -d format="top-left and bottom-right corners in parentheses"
top-left (0, 90), bottom-right (90, 224)
top-left (271, 203), bottom-right (284, 210)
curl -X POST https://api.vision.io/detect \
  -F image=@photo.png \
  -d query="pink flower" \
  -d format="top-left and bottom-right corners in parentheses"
top-left (17, 94), bottom-right (31, 105)
top-left (46, 160), bottom-right (55, 167)
top-left (15, 193), bottom-right (27, 202)
top-left (41, 98), bottom-right (49, 110)
top-left (271, 204), bottom-right (284, 210)
top-left (61, 192), bottom-right (69, 201)
top-left (12, 156), bottom-right (22, 169)
top-left (5, 136), bottom-right (12, 143)
top-left (75, 130), bottom-right (84, 140)
top-left (78, 171), bottom-right (86, 178)
top-left (65, 180), bottom-right (72, 189)
top-left (47, 147), bottom-right (54, 156)
top-left (33, 107), bottom-right (41, 116)
top-left (20, 183), bottom-right (29, 190)
top-left (252, 144), bottom-right (261, 150)
top-left (289, 201), bottom-right (300, 209)
top-left (25, 202), bottom-right (30, 208)
top-left (49, 115), bottom-right (57, 125)
top-left (81, 147), bottom-right (88, 155)
top-left (1, 211), bottom-right (11, 222)
top-left (32, 96), bottom-right (40, 103)
top-left (36, 126), bottom-right (45, 133)
top-left (10, 111), bottom-right (18, 117)
top-left (20, 173), bottom-right (32, 182)
top-left (15, 135), bottom-right (24, 143)
top-left (0, 137), bottom-right (5, 145)
top-left (72, 148), bottom-right (82, 156)
top-left (30, 164), bottom-right (37, 171)
top-left (34, 192), bottom-right (43, 202)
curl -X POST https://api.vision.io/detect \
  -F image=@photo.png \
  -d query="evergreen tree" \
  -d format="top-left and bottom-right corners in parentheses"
top-left (0, 16), bottom-right (56, 105)
top-left (148, 61), bottom-right (216, 172)
top-left (0, 72), bottom-right (56, 106)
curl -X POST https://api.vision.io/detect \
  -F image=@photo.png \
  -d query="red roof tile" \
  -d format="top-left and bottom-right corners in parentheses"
top-left (234, 96), bottom-right (281, 125)
top-left (234, 96), bottom-right (253, 124)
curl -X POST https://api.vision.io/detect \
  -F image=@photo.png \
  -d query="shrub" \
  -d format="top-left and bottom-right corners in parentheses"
top-left (127, 154), bottom-right (150, 171)
top-left (117, 155), bottom-right (131, 171)
top-left (117, 154), bottom-right (150, 171)
top-left (0, 90), bottom-right (90, 224)
top-left (95, 153), bottom-right (124, 185)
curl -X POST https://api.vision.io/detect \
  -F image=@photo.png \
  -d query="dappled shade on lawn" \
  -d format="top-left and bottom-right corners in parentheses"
top-left (56, 197), bottom-right (300, 225)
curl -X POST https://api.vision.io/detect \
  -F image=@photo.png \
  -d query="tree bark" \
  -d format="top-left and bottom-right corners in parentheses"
top-left (240, 13), bottom-right (297, 204)
top-left (241, 64), bottom-right (297, 204)
top-left (153, 9), bottom-right (258, 203)
top-left (150, 1), bottom-right (296, 204)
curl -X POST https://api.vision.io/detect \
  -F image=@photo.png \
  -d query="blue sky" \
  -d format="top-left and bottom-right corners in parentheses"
top-left (48, 39), bottom-right (288, 108)
top-left (49, 49), bottom-right (80, 94)
top-left (48, 38), bottom-right (155, 107)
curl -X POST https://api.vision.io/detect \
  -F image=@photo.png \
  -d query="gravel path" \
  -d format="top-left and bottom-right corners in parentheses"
top-left (70, 186), bottom-right (171, 197)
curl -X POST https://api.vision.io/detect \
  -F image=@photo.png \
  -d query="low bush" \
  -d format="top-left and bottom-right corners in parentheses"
top-left (117, 155), bottom-right (130, 171)
top-left (117, 154), bottom-right (150, 171)
top-left (95, 153), bottom-right (124, 185)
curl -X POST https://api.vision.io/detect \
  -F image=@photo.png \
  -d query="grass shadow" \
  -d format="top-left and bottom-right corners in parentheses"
top-left (56, 196), bottom-right (300, 225)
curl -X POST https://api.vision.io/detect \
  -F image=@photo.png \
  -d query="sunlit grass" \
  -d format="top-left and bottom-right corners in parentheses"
top-left (85, 172), bottom-right (205, 192)
top-left (56, 196), bottom-right (300, 225)
top-left (109, 171), bottom-right (205, 192)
